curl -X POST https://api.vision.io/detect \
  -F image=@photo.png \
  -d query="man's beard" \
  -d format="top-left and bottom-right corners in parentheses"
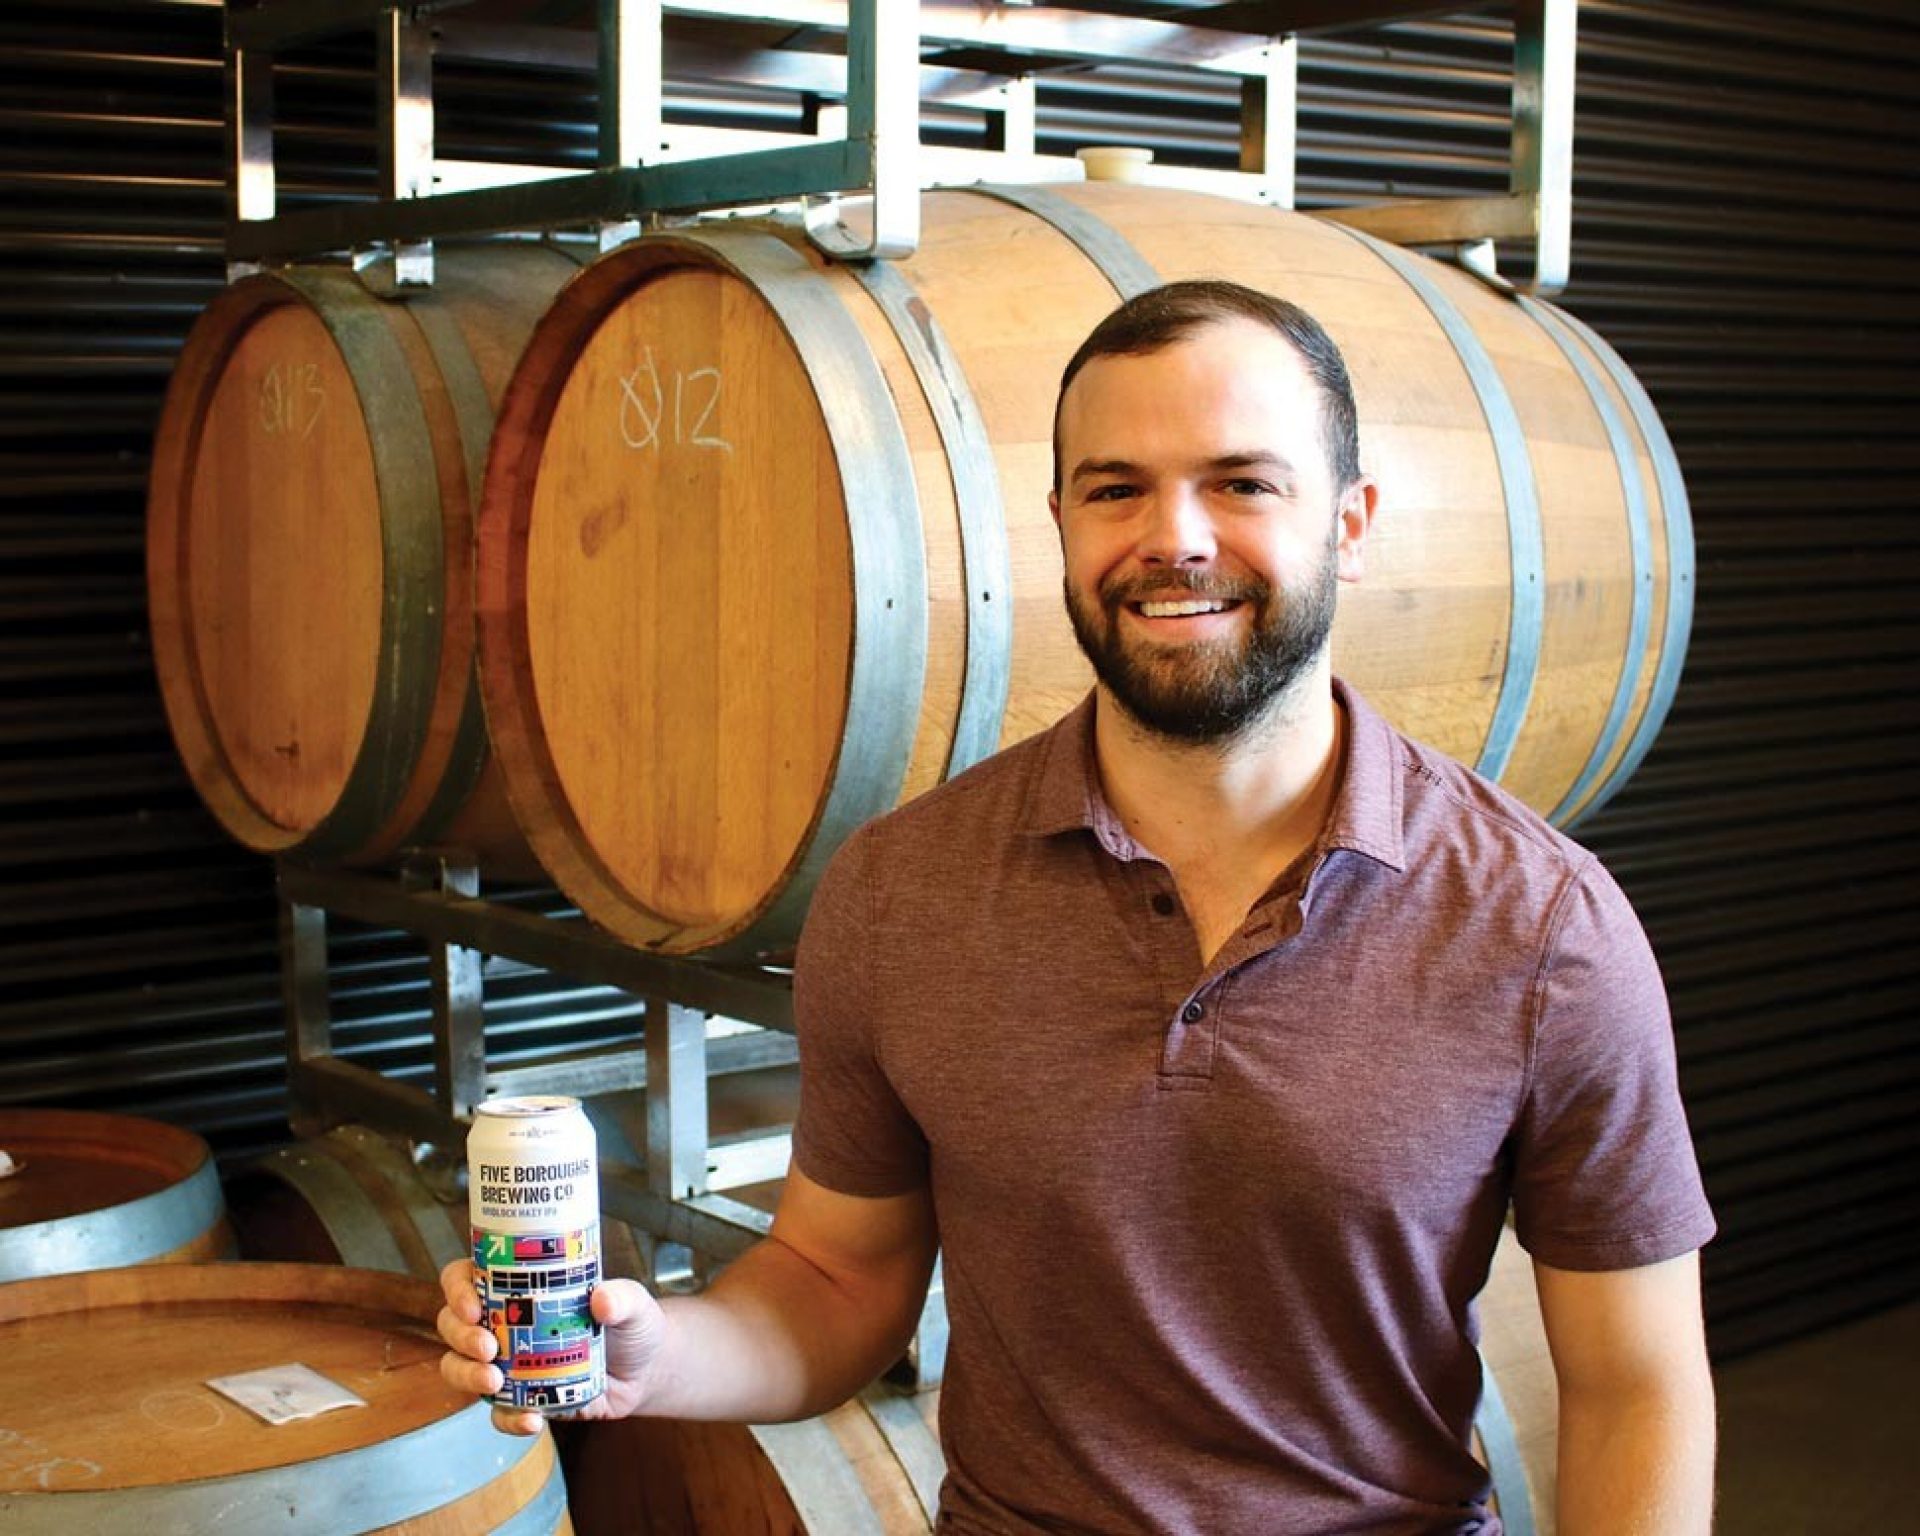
top-left (1064, 536), bottom-right (1338, 746)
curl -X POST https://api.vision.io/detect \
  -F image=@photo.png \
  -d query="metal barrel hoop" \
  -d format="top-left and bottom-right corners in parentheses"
top-left (1539, 306), bottom-right (1695, 822)
top-left (392, 286), bottom-right (504, 848)
top-left (1474, 1364), bottom-right (1538, 1536)
top-left (0, 1155), bottom-right (224, 1283)
top-left (0, 1403), bottom-right (542, 1535)
top-left (1329, 226), bottom-right (1546, 785)
top-left (749, 1416), bottom-right (892, 1536)
top-left (1518, 293), bottom-right (1657, 828)
top-left (841, 252), bottom-right (1014, 778)
top-left (274, 266), bottom-right (448, 862)
top-left (967, 184), bottom-right (1162, 301)
top-left (251, 1140), bottom-right (411, 1274)
top-left (861, 1383), bottom-right (947, 1526)
top-left (674, 226), bottom-right (928, 961)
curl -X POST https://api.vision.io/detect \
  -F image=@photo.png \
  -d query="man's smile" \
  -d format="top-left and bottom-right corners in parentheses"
top-left (1134, 597), bottom-right (1235, 618)
top-left (1116, 593), bottom-right (1252, 637)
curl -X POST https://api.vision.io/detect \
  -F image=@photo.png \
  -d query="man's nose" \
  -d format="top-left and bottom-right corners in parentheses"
top-left (1136, 486), bottom-right (1217, 566)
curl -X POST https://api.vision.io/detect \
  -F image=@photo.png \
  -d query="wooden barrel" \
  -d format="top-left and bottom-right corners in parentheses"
top-left (583, 1386), bottom-right (943, 1536)
top-left (227, 1065), bottom-right (801, 1285)
top-left (0, 1262), bottom-right (572, 1533)
top-left (146, 243), bottom-right (580, 869)
top-left (224, 1123), bottom-right (467, 1281)
top-left (225, 1121), bottom-right (669, 1292)
top-left (562, 1232), bottom-right (1554, 1536)
top-left (0, 1108), bottom-right (234, 1282)
top-left (475, 184), bottom-right (1691, 957)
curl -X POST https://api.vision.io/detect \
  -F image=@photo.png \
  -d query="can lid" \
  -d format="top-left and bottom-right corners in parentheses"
top-left (474, 1096), bottom-right (582, 1119)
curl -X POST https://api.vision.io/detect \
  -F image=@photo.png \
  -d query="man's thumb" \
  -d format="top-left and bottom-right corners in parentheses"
top-left (592, 1276), bottom-right (658, 1328)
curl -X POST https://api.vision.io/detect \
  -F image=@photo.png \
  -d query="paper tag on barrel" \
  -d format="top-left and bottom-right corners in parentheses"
top-left (207, 1363), bottom-right (367, 1425)
top-left (468, 1095), bottom-right (607, 1413)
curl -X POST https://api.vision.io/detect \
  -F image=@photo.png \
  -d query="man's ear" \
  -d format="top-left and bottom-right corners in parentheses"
top-left (1335, 475), bottom-right (1379, 583)
top-left (1048, 487), bottom-right (1062, 530)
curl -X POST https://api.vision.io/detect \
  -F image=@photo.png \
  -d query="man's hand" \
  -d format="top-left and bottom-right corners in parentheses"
top-left (434, 1171), bottom-right (936, 1434)
top-left (436, 1259), bottom-right (666, 1437)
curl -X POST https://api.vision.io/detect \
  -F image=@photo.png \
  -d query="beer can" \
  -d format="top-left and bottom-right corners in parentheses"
top-left (467, 1095), bottom-right (606, 1413)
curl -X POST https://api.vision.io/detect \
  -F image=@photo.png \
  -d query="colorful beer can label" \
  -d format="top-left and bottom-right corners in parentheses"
top-left (471, 1222), bottom-right (605, 1411)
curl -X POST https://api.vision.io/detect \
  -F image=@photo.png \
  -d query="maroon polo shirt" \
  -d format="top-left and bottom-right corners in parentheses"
top-left (791, 680), bottom-right (1715, 1535)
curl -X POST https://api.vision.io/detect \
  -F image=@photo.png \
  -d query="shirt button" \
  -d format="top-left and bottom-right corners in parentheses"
top-left (1150, 893), bottom-right (1176, 916)
top-left (1181, 1000), bottom-right (1205, 1024)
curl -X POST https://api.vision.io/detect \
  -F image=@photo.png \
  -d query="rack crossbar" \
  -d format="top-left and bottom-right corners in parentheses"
top-left (228, 140), bottom-right (866, 263)
top-left (277, 864), bottom-right (795, 1032)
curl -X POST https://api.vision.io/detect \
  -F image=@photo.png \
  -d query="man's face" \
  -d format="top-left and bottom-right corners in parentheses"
top-left (1049, 317), bottom-right (1372, 744)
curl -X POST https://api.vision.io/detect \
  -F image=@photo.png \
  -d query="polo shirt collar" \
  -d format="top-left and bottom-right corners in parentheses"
top-left (1017, 680), bottom-right (1407, 874)
top-left (1019, 692), bottom-right (1117, 843)
top-left (1321, 678), bottom-right (1407, 874)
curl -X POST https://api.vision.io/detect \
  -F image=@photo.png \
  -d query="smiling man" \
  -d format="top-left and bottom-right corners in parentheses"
top-left (441, 280), bottom-right (1717, 1535)
top-left (1055, 293), bottom-right (1357, 757)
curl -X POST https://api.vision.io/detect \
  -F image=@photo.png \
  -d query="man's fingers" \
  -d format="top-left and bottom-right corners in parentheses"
top-left (439, 1257), bottom-right (481, 1322)
top-left (439, 1347), bottom-right (503, 1400)
top-left (437, 1303), bottom-right (500, 1360)
top-left (437, 1256), bottom-right (501, 1404)
top-left (438, 1255), bottom-right (558, 1436)
top-left (490, 1406), bottom-right (547, 1438)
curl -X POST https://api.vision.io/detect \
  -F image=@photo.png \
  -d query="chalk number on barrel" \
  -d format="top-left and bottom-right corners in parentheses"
top-left (618, 347), bottom-right (732, 455)
top-left (259, 360), bottom-right (325, 441)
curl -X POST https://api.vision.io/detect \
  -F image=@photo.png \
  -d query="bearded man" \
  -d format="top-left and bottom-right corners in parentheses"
top-left (441, 280), bottom-right (1717, 1534)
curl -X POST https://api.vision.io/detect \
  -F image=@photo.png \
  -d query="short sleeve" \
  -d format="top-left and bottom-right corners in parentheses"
top-left (789, 824), bottom-right (930, 1197)
top-left (1511, 858), bottom-right (1716, 1271)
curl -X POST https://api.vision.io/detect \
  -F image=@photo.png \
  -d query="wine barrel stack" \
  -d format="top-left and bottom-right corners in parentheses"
top-left (147, 185), bottom-right (1688, 959)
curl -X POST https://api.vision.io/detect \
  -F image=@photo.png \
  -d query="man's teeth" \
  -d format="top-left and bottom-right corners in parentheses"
top-left (1138, 599), bottom-right (1229, 618)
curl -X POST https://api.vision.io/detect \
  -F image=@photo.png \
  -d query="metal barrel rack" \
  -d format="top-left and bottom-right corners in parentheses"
top-left (278, 857), bottom-right (794, 1262)
top-left (244, 0), bottom-right (1580, 1387)
top-left (225, 0), bottom-right (1574, 289)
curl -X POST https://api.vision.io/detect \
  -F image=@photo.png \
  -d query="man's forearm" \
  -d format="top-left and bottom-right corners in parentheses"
top-left (635, 1233), bottom-right (929, 1424)
top-left (1553, 1373), bottom-right (1716, 1536)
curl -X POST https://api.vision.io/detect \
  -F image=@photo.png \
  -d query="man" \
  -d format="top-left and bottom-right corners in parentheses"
top-left (441, 280), bottom-right (1717, 1533)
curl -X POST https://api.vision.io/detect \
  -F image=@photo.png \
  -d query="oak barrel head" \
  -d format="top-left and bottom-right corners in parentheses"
top-left (0, 1262), bottom-right (567, 1533)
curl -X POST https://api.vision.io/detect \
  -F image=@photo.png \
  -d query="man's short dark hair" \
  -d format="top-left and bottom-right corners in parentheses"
top-left (1051, 279), bottom-right (1362, 494)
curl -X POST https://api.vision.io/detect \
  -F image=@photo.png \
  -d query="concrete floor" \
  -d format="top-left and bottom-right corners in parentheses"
top-left (1714, 1301), bottom-right (1920, 1534)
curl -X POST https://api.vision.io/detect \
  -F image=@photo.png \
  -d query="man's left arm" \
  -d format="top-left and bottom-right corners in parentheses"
top-left (1534, 1249), bottom-right (1716, 1536)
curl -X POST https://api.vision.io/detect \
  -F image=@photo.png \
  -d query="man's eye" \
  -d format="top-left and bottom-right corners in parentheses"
top-left (1084, 483), bottom-right (1136, 502)
top-left (1221, 479), bottom-right (1273, 498)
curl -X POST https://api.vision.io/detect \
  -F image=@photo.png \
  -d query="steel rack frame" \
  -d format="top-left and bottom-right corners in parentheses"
top-left (278, 855), bottom-right (797, 1269)
top-left (224, 0), bottom-right (1576, 292)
